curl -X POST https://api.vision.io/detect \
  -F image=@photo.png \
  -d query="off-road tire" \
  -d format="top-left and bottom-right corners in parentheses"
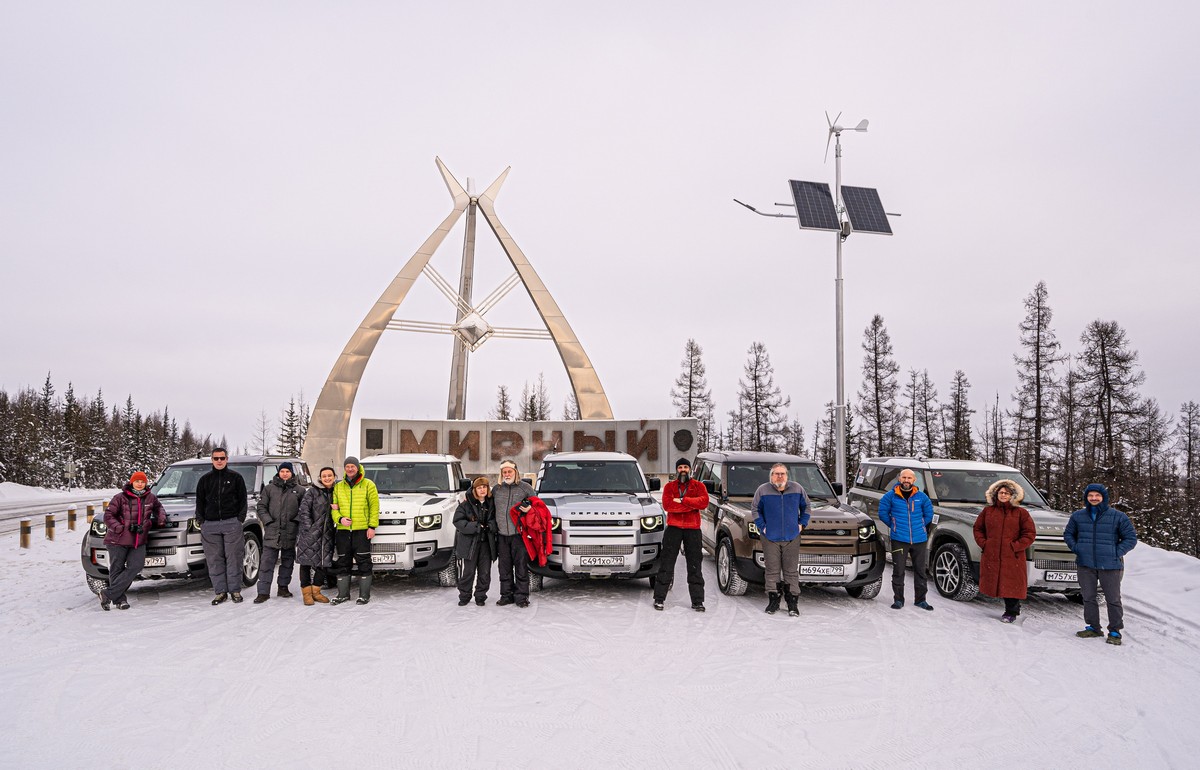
top-left (437, 560), bottom-right (457, 588)
top-left (932, 541), bottom-right (979, 602)
top-left (241, 531), bottom-right (262, 587)
top-left (847, 576), bottom-right (883, 600)
top-left (528, 572), bottom-right (544, 592)
top-left (716, 537), bottom-right (748, 596)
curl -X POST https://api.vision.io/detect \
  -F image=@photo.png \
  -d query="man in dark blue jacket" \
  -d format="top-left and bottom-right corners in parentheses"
top-left (752, 463), bottom-right (810, 617)
top-left (878, 469), bottom-right (935, 611)
top-left (1064, 483), bottom-right (1137, 645)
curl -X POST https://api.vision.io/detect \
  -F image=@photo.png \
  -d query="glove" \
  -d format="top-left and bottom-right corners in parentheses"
top-left (129, 524), bottom-right (143, 535)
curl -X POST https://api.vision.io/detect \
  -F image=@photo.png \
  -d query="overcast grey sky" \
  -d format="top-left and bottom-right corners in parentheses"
top-left (2, 2), bottom-right (1197, 453)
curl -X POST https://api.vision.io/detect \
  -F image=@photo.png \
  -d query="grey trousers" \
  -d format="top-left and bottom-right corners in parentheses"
top-left (763, 536), bottom-right (801, 594)
top-left (201, 518), bottom-right (245, 594)
top-left (891, 541), bottom-right (929, 603)
top-left (104, 544), bottom-right (146, 603)
top-left (257, 546), bottom-right (296, 596)
top-left (1079, 566), bottom-right (1125, 632)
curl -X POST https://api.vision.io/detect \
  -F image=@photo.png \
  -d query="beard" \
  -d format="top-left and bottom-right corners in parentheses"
top-left (677, 472), bottom-right (689, 485)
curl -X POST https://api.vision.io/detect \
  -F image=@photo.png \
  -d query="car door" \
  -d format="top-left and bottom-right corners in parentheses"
top-left (698, 461), bottom-right (724, 551)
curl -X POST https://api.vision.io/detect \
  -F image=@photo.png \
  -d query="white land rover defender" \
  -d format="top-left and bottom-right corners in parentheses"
top-left (530, 451), bottom-right (667, 588)
top-left (359, 454), bottom-right (470, 587)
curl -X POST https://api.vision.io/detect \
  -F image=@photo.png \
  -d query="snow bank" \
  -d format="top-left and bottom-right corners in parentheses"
top-left (0, 535), bottom-right (1197, 769)
top-left (0, 482), bottom-right (114, 503)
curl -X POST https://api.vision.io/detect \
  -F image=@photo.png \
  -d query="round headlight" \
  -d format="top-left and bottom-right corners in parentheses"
top-left (551, 517), bottom-right (561, 532)
top-left (90, 519), bottom-right (107, 537)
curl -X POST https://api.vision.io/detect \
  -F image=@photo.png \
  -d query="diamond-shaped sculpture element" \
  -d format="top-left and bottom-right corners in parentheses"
top-left (452, 311), bottom-right (494, 352)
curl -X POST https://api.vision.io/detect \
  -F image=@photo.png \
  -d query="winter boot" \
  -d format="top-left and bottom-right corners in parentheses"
top-left (311, 585), bottom-right (330, 604)
top-left (302, 586), bottom-right (315, 606)
top-left (330, 575), bottom-right (352, 605)
top-left (277, 585), bottom-right (293, 599)
top-left (784, 586), bottom-right (799, 617)
top-left (211, 593), bottom-right (228, 606)
top-left (765, 582), bottom-right (783, 615)
top-left (1075, 625), bottom-right (1103, 638)
top-left (891, 599), bottom-right (904, 610)
top-left (230, 591), bottom-right (243, 603)
top-left (1106, 631), bottom-right (1123, 646)
top-left (253, 594), bottom-right (269, 604)
top-left (98, 592), bottom-right (111, 611)
top-left (356, 575), bottom-right (373, 605)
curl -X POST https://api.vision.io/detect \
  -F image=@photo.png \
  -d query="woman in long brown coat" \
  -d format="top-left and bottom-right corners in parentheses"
top-left (972, 479), bottom-right (1036, 623)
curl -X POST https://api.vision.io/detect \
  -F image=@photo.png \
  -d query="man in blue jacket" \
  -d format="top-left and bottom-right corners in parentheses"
top-left (752, 463), bottom-right (810, 617)
top-left (878, 469), bottom-right (935, 611)
top-left (1064, 483), bottom-right (1137, 645)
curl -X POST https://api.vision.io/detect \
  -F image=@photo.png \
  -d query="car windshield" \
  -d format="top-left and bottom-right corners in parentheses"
top-left (152, 463), bottom-right (256, 497)
top-left (538, 461), bottom-right (647, 494)
top-left (363, 463), bottom-right (453, 493)
top-left (928, 470), bottom-right (1049, 507)
top-left (725, 462), bottom-right (837, 498)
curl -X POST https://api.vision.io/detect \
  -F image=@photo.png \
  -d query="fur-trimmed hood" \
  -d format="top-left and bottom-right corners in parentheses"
top-left (985, 479), bottom-right (1024, 506)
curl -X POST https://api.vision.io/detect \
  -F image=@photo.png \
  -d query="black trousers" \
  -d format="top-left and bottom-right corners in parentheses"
top-left (299, 565), bottom-right (326, 588)
top-left (458, 551), bottom-right (493, 602)
top-left (1004, 597), bottom-right (1022, 615)
top-left (654, 527), bottom-right (705, 604)
top-left (257, 546), bottom-right (296, 596)
top-left (335, 530), bottom-right (373, 576)
top-left (891, 540), bottom-right (929, 603)
top-left (496, 534), bottom-right (529, 602)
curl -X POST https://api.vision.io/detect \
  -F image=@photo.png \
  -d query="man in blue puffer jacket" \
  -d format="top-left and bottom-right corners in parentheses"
top-left (1064, 483), bottom-right (1137, 645)
top-left (878, 469), bottom-right (935, 611)
top-left (753, 464), bottom-right (811, 617)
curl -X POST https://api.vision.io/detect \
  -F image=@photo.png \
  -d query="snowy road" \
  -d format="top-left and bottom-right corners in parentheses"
top-left (1, 532), bottom-right (1197, 769)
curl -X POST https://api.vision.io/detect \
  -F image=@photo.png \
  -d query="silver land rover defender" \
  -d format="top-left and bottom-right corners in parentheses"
top-left (359, 453), bottom-right (470, 586)
top-left (529, 451), bottom-right (666, 588)
top-left (847, 457), bottom-right (1080, 601)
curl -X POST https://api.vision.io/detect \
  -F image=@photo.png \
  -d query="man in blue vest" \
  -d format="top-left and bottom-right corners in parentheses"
top-left (878, 468), bottom-right (935, 611)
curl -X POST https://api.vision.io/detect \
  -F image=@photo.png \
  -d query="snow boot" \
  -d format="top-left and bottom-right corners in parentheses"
top-left (1106, 631), bottom-right (1123, 646)
top-left (356, 575), bottom-right (373, 605)
top-left (99, 592), bottom-right (111, 611)
top-left (211, 593), bottom-right (228, 606)
top-left (458, 596), bottom-right (471, 606)
top-left (253, 594), bottom-right (269, 604)
top-left (277, 585), bottom-right (293, 599)
top-left (230, 591), bottom-right (243, 603)
top-left (1000, 614), bottom-right (1016, 623)
top-left (765, 583), bottom-right (783, 615)
top-left (784, 586), bottom-right (799, 617)
top-left (653, 600), bottom-right (664, 611)
top-left (330, 576), bottom-right (352, 605)
top-left (302, 586), bottom-right (315, 606)
top-left (891, 599), bottom-right (904, 610)
top-left (1075, 626), bottom-right (1103, 638)
top-left (914, 601), bottom-right (934, 611)
top-left (692, 603), bottom-right (706, 613)
top-left (311, 585), bottom-right (330, 604)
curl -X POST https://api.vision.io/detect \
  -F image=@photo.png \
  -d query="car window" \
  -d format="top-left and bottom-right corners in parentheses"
top-left (879, 467), bottom-right (903, 492)
top-left (538, 461), bottom-right (648, 493)
top-left (362, 463), bottom-right (454, 493)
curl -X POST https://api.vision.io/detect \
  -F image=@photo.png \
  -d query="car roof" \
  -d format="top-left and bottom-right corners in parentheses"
top-left (360, 453), bottom-right (461, 463)
top-left (541, 451), bottom-right (637, 462)
top-left (861, 456), bottom-right (1022, 473)
top-left (169, 455), bottom-right (303, 466)
top-left (696, 451), bottom-right (817, 464)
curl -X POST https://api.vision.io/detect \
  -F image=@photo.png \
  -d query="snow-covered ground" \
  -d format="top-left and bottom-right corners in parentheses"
top-left (1, 529), bottom-right (1197, 769)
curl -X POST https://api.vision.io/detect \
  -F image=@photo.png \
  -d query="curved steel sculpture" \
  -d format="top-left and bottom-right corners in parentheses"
top-left (303, 159), bottom-right (613, 471)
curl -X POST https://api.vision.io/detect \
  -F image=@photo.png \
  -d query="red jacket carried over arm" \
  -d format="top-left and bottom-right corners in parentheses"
top-left (509, 496), bottom-right (554, 566)
top-left (662, 479), bottom-right (710, 529)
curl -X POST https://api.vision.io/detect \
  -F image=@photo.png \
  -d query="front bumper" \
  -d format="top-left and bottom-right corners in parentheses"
top-left (80, 532), bottom-right (208, 581)
top-left (362, 538), bottom-right (453, 574)
top-left (530, 534), bottom-right (663, 580)
top-left (739, 540), bottom-right (884, 587)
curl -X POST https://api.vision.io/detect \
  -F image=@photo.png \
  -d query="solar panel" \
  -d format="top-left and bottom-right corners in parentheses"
top-left (788, 180), bottom-right (840, 232)
top-left (841, 185), bottom-right (892, 235)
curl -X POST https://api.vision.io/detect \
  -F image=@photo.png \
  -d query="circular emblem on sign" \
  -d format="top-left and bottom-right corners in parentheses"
top-left (672, 430), bottom-right (694, 452)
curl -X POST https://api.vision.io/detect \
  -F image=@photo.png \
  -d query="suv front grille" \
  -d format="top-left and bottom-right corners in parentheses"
top-left (799, 553), bottom-right (853, 565)
top-left (1034, 559), bottom-right (1077, 570)
top-left (371, 543), bottom-right (408, 553)
top-left (569, 545), bottom-right (635, 556)
top-left (147, 547), bottom-right (177, 556)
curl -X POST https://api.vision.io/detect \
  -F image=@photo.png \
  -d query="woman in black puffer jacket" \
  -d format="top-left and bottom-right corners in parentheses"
top-left (295, 467), bottom-right (336, 605)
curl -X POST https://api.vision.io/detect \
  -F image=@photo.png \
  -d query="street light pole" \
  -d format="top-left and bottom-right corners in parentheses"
top-left (834, 127), bottom-right (847, 494)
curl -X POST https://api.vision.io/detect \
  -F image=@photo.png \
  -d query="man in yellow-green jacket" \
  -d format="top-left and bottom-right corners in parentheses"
top-left (330, 456), bottom-right (380, 605)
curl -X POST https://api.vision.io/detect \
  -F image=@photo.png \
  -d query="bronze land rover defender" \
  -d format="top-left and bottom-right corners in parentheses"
top-left (694, 451), bottom-right (885, 599)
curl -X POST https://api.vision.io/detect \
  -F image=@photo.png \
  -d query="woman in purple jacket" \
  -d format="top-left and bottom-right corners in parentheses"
top-left (99, 471), bottom-right (166, 610)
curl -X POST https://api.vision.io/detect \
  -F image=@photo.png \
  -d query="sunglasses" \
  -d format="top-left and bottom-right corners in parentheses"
top-left (212, 457), bottom-right (228, 462)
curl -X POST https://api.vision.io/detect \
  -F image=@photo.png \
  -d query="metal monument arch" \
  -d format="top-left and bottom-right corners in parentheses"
top-left (302, 158), bottom-right (613, 471)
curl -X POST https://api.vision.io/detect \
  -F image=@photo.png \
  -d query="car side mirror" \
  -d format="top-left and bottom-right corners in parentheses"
top-left (702, 480), bottom-right (715, 493)
top-left (832, 482), bottom-right (844, 496)
top-left (458, 478), bottom-right (472, 491)
top-left (647, 477), bottom-right (661, 491)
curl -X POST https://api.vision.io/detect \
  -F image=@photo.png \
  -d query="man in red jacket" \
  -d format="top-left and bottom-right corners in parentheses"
top-left (653, 458), bottom-right (710, 612)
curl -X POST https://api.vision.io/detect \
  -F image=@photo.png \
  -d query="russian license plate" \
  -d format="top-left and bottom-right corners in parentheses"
top-left (579, 556), bottom-right (624, 566)
top-left (1045, 570), bottom-right (1077, 582)
top-left (370, 553), bottom-right (396, 564)
top-left (144, 556), bottom-right (167, 568)
top-left (799, 564), bottom-right (845, 576)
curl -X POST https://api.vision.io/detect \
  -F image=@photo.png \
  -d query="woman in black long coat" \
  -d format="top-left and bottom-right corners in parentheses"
top-left (296, 466), bottom-right (337, 605)
top-left (453, 477), bottom-right (497, 607)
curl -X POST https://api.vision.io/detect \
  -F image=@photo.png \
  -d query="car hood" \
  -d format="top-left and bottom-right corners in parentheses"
top-left (936, 502), bottom-right (1069, 529)
top-left (540, 493), bottom-right (661, 514)
top-left (378, 493), bottom-right (459, 516)
top-left (725, 498), bottom-right (867, 525)
top-left (152, 496), bottom-right (202, 521)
